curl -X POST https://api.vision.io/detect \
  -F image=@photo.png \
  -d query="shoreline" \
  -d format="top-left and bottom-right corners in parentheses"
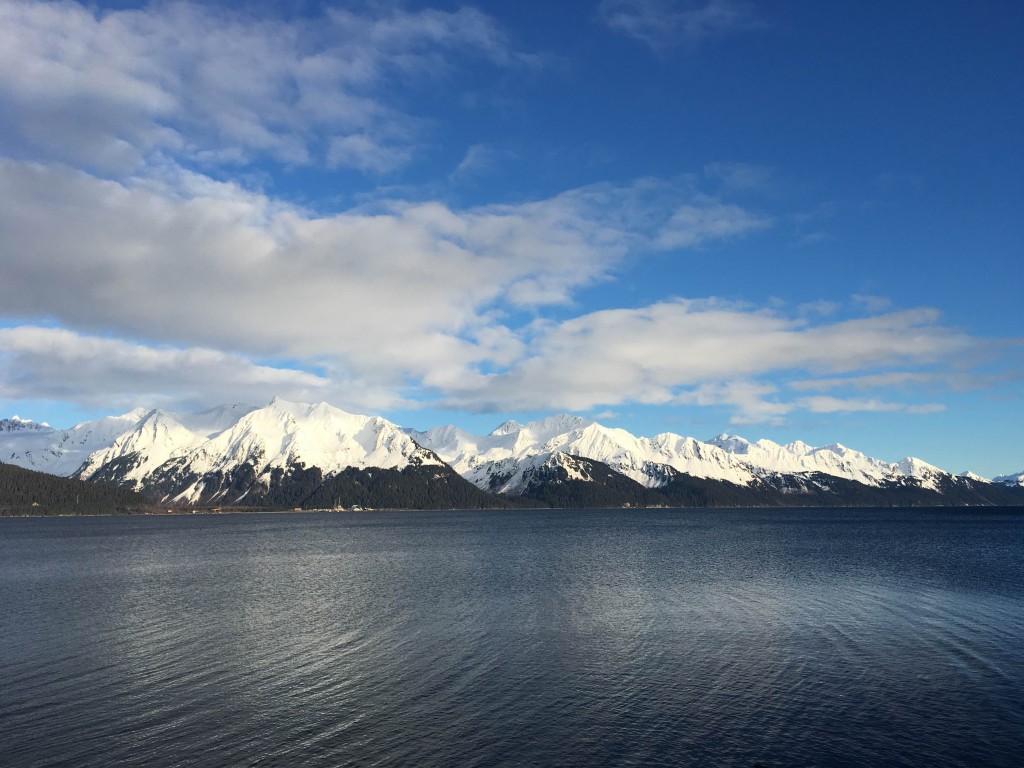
top-left (4, 502), bottom-right (1023, 519)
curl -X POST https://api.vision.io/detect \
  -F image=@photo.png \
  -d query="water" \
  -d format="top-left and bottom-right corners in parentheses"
top-left (2, 508), bottom-right (1023, 767)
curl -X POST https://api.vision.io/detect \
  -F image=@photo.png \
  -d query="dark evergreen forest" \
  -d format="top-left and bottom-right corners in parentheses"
top-left (0, 462), bottom-right (157, 516)
top-left (4, 455), bottom-right (1022, 517)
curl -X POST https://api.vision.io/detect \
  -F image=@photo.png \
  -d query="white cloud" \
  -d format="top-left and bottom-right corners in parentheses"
top-left (0, 326), bottom-right (336, 412)
top-left (0, 150), bottom-right (1004, 424)
top-left (795, 396), bottom-right (904, 414)
top-left (327, 135), bottom-right (414, 174)
top-left (0, 0), bottom-right (1013, 438)
top-left (789, 372), bottom-right (938, 392)
top-left (598, 0), bottom-right (760, 52)
top-left (793, 396), bottom-right (948, 416)
top-left (656, 201), bottom-right (771, 248)
top-left (2, 162), bottom-right (763, 399)
top-left (449, 143), bottom-right (517, 182)
top-left (438, 299), bottom-right (982, 416)
top-left (452, 144), bottom-right (496, 177)
top-left (677, 381), bottom-right (792, 425)
top-left (0, 1), bottom-right (520, 172)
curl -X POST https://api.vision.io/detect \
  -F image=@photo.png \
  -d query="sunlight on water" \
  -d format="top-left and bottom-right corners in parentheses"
top-left (2, 508), bottom-right (1023, 767)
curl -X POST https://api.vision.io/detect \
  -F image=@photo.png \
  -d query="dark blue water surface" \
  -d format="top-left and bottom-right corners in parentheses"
top-left (2, 508), bottom-right (1023, 767)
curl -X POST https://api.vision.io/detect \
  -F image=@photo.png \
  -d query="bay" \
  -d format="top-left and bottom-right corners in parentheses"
top-left (2, 507), bottom-right (1023, 767)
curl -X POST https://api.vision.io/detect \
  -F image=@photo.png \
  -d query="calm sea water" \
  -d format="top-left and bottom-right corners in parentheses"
top-left (2, 508), bottom-right (1023, 767)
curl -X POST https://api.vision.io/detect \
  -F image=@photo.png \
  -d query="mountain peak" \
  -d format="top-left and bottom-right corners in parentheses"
top-left (118, 407), bottom-right (151, 423)
top-left (783, 440), bottom-right (814, 454)
top-left (5, 399), bottom-right (1016, 506)
top-left (897, 456), bottom-right (940, 474)
top-left (523, 413), bottom-right (592, 435)
top-left (959, 470), bottom-right (988, 482)
top-left (1, 416), bottom-right (51, 432)
top-left (994, 470), bottom-right (1024, 487)
top-left (707, 433), bottom-right (752, 453)
top-left (490, 419), bottom-right (523, 436)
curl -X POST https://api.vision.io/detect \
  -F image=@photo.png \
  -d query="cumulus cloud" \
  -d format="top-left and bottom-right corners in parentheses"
top-left (5, 143), bottom-right (985, 423)
top-left (0, 154), bottom-right (1003, 424)
top-left (677, 381), bottom-right (792, 425)
top-left (0, 160), bottom-right (773, 404)
top-left (691, 386), bottom-right (950, 425)
top-left (0, 1), bottom-right (1009, 426)
top-left (0, 1), bottom-right (520, 171)
top-left (437, 299), bottom-right (983, 415)
top-left (0, 326), bottom-right (335, 413)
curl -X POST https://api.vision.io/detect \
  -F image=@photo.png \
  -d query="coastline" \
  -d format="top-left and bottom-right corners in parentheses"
top-left (4, 501), bottom-right (1023, 519)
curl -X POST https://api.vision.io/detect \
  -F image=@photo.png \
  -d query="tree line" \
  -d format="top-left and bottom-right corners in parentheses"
top-left (0, 462), bottom-right (156, 516)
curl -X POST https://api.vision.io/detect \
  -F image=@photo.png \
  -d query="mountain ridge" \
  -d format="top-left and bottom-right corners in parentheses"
top-left (3, 398), bottom-right (1022, 510)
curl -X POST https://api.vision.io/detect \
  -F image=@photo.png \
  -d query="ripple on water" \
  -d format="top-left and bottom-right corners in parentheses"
top-left (1, 507), bottom-right (1023, 767)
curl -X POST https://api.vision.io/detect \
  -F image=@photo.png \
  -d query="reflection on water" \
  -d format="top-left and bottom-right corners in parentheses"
top-left (2, 508), bottom-right (1023, 766)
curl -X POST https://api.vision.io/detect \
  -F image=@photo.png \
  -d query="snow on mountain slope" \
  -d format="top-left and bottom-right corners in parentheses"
top-left (5, 398), bottom-right (1014, 501)
top-left (413, 415), bottom-right (758, 490)
top-left (535, 424), bottom-right (756, 486)
top-left (79, 398), bottom-right (444, 503)
top-left (640, 432), bottom-right (755, 484)
top-left (893, 456), bottom-right (946, 490)
top-left (994, 470), bottom-right (1024, 487)
top-left (173, 403), bottom-right (257, 437)
top-left (184, 398), bottom-right (441, 476)
top-left (12, 403), bottom-right (256, 485)
top-left (0, 416), bottom-right (50, 432)
top-left (1, 398), bottom-right (446, 504)
top-left (409, 415), bottom-right (593, 474)
top-left (508, 414), bottom-right (594, 444)
top-left (458, 451), bottom-right (613, 495)
top-left (707, 434), bottom-right (948, 489)
top-left (76, 409), bottom-right (220, 487)
top-left (2, 409), bottom-right (149, 476)
top-left (408, 424), bottom-right (516, 475)
top-left (706, 434), bottom-right (881, 483)
top-left (417, 417), bottom-right (969, 494)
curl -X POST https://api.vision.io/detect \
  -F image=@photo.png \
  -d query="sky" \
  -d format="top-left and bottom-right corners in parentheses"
top-left (0, 0), bottom-right (1021, 477)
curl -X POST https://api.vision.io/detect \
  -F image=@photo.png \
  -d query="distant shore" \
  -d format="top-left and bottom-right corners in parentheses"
top-left (4, 502), bottom-right (1023, 519)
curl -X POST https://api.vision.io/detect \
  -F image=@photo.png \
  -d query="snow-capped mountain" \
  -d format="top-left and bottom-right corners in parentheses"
top-left (0, 416), bottom-right (50, 432)
top-left (994, 470), bottom-right (1024, 487)
top-left (75, 403), bottom-right (257, 492)
top-left (2, 408), bottom-right (150, 476)
top-left (409, 415), bottom-right (756, 491)
top-left (410, 416), bottom-right (952, 493)
top-left (77, 398), bottom-right (444, 504)
top-left (706, 434), bottom-right (947, 490)
top-left (3, 398), bottom-right (1021, 508)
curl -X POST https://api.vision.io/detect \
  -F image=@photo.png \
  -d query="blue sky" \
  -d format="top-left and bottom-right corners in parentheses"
top-left (0, 0), bottom-right (1021, 476)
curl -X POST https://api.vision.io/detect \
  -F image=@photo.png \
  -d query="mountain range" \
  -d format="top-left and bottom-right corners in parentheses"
top-left (3, 398), bottom-right (1023, 511)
